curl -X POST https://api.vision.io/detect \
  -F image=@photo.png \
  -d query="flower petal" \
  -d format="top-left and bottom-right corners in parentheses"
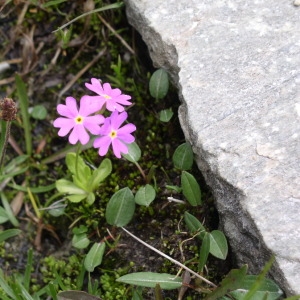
top-left (85, 78), bottom-right (104, 94)
top-left (83, 115), bottom-right (104, 135)
top-left (79, 95), bottom-right (104, 115)
top-left (69, 124), bottom-right (89, 145)
top-left (57, 97), bottom-right (78, 118)
top-left (112, 138), bottom-right (128, 158)
top-left (53, 118), bottom-right (75, 136)
top-left (110, 111), bottom-right (128, 130)
top-left (94, 136), bottom-right (112, 156)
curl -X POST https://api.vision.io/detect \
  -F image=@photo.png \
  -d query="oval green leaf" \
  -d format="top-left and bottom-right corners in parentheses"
top-left (31, 105), bottom-right (47, 120)
top-left (135, 184), bottom-right (156, 206)
top-left (117, 272), bottom-right (182, 290)
top-left (72, 233), bottom-right (90, 249)
top-left (149, 69), bottom-right (169, 99)
top-left (184, 211), bottom-right (206, 240)
top-left (208, 230), bottom-right (228, 260)
top-left (159, 108), bottom-right (173, 122)
top-left (105, 187), bottom-right (135, 227)
top-left (172, 143), bottom-right (193, 170)
top-left (84, 242), bottom-right (106, 272)
top-left (181, 171), bottom-right (202, 206)
top-left (122, 142), bottom-right (141, 163)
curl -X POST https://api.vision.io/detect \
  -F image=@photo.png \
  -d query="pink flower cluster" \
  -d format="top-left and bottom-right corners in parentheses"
top-left (53, 78), bottom-right (136, 158)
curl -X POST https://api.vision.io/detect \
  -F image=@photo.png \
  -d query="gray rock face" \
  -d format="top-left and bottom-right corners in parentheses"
top-left (125, 0), bottom-right (300, 295)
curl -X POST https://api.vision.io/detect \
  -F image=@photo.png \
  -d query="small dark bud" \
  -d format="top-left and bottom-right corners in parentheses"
top-left (0, 98), bottom-right (17, 121)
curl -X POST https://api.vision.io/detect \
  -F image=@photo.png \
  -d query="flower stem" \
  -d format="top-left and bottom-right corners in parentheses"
top-left (0, 120), bottom-right (11, 173)
top-left (75, 143), bottom-right (81, 177)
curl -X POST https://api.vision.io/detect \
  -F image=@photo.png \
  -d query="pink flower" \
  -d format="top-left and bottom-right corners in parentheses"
top-left (53, 96), bottom-right (104, 145)
top-left (85, 78), bottom-right (132, 112)
top-left (93, 110), bottom-right (136, 158)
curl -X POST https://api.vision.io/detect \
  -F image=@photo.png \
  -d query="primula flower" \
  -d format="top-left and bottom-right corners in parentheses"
top-left (85, 78), bottom-right (132, 112)
top-left (93, 110), bottom-right (136, 158)
top-left (53, 96), bottom-right (104, 145)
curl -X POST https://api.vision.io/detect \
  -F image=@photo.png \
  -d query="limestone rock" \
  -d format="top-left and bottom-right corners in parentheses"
top-left (125, 0), bottom-right (300, 295)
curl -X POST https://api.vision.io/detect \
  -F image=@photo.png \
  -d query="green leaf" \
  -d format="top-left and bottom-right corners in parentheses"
top-left (0, 207), bottom-right (9, 224)
top-left (149, 69), bottom-right (169, 99)
top-left (106, 188), bottom-right (135, 227)
top-left (172, 143), bottom-right (193, 170)
top-left (67, 194), bottom-right (88, 203)
top-left (198, 232), bottom-right (210, 272)
top-left (72, 233), bottom-right (90, 249)
top-left (117, 272), bottom-right (182, 290)
top-left (66, 153), bottom-right (91, 188)
top-left (56, 179), bottom-right (87, 195)
top-left (204, 265), bottom-right (248, 300)
top-left (230, 275), bottom-right (283, 300)
top-left (89, 158), bottom-right (112, 191)
top-left (0, 229), bottom-right (22, 243)
top-left (122, 142), bottom-right (141, 163)
top-left (135, 184), bottom-right (156, 206)
top-left (184, 211), bottom-right (206, 240)
top-left (181, 171), bottom-right (202, 206)
top-left (57, 290), bottom-right (102, 300)
top-left (30, 105), bottom-right (47, 120)
top-left (159, 108), bottom-right (173, 122)
top-left (208, 230), bottom-right (228, 260)
top-left (1, 192), bottom-right (19, 227)
top-left (84, 242), bottom-right (106, 272)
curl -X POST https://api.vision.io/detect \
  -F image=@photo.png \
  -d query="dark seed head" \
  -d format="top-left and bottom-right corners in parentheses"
top-left (0, 98), bottom-right (17, 121)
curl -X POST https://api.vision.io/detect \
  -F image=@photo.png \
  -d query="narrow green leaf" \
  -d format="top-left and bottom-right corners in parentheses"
top-left (57, 290), bottom-right (102, 300)
top-left (243, 257), bottom-right (282, 300)
top-left (105, 187), bottom-right (135, 227)
top-left (117, 272), bottom-right (182, 290)
top-left (15, 74), bottom-right (32, 156)
top-left (181, 171), bottom-right (201, 206)
top-left (149, 69), bottom-right (169, 99)
top-left (122, 142), bottom-right (141, 163)
top-left (0, 269), bottom-right (15, 299)
top-left (135, 184), bottom-right (156, 206)
top-left (184, 211), bottom-right (206, 240)
top-left (0, 207), bottom-right (9, 224)
top-left (24, 248), bottom-right (33, 290)
top-left (1, 192), bottom-right (19, 227)
top-left (172, 143), bottom-right (193, 170)
top-left (208, 230), bottom-right (228, 260)
top-left (0, 229), bottom-right (22, 243)
top-left (159, 108), bottom-right (173, 122)
top-left (198, 232), bottom-right (210, 272)
top-left (230, 275), bottom-right (283, 300)
top-left (204, 265), bottom-right (248, 300)
top-left (42, 0), bottom-right (67, 8)
top-left (84, 242), bottom-right (106, 272)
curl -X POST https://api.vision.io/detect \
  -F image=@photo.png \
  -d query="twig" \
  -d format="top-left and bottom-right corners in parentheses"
top-left (97, 14), bottom-right (135, 55)
top-left (121, 227), bottom-right (217, 288)
top-left (57, 48), bottom-right (106, 101)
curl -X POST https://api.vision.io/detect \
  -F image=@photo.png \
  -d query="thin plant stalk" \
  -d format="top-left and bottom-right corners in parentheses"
top-left (0, 120), bottom-right (11, 172)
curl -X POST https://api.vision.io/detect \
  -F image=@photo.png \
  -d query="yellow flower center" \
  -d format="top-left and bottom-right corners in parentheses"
top-left (75, 116), bottom-right (84, 124)
top-left (109, 130), bottom-right (117, 139)
top-left (103, 94), bottom-right (111, 99)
